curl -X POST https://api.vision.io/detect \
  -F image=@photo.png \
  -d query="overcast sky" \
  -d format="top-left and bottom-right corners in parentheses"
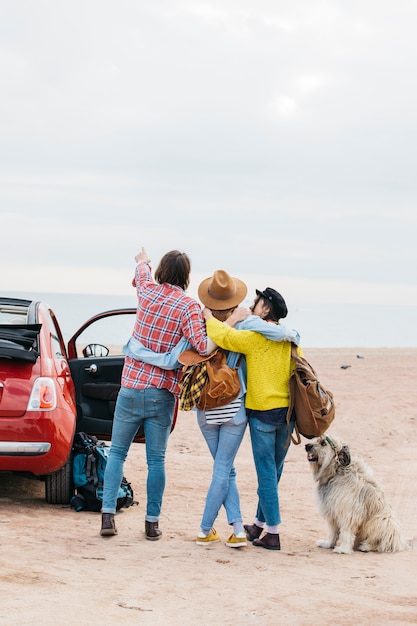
top-left (1, 0), bottom-right (416, 310)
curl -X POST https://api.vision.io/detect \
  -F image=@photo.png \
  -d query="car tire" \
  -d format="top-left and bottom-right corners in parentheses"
top-left (45, 456), bottom-right (74, 504)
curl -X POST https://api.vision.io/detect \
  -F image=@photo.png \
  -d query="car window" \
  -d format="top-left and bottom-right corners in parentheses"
top-left (45, 309), bottom-right (67, 359)
top-left (74, 313), bottom-right (135, 357)
top-left (51, 322), bottom-right (65, 358)
top-left (0, 309), bottom-right (28, 324)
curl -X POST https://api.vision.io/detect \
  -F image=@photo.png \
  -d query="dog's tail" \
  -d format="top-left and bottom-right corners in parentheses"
top-left (374, 514), bottom-right (409, 553)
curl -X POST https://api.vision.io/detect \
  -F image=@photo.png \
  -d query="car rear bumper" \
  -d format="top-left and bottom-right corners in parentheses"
top-left (0, 441), bottom-right (51, 455)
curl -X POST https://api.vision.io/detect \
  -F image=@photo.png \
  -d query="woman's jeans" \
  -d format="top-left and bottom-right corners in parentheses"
top-left (197, 405), bottom-right (247, 533)
top-left (102, 386), bottom-right (175, 521)
top-left (248, 416), bottom-right (294, 527)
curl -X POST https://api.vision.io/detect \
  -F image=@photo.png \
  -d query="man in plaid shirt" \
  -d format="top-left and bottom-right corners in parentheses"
top-left (101, 247), bottom-right (212, 540)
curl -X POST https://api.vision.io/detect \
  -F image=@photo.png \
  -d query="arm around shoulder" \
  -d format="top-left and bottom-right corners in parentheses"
top-left (238, 315), bottom-right (301, 345)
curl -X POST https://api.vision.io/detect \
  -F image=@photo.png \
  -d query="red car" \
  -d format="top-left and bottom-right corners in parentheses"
top-left (0, 297), bottom-right (177, 504)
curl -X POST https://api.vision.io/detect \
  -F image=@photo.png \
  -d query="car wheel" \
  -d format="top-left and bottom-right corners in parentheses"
top-left (45, 456), bottom-right (74, 504)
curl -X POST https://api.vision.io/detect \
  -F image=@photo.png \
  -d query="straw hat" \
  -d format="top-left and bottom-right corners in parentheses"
top-left (198, 270), bottom-right (247, 310)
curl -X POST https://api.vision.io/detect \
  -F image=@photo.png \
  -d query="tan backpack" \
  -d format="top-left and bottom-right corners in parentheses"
top-left (286, 344), bottom-right (335, 445)
top-left (178, 348), bottom-right (241, 411)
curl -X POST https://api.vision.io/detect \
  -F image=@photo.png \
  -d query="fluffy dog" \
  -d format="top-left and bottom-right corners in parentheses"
top-left (305, 435), bottom-right (408, 554)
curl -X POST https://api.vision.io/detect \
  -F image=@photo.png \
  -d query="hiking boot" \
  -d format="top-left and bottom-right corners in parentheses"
top-left (196, 528), bottom-right (221, 545)
top-left (252, 532), bottom-right (281, 551)
top-left (145, 520), bottom-right (162, 541)
top-left (225, 533), bottom-right (247, 548)
top-left (244, 523), bottom-right (263, 542)
top-left (100, 513), bottom-right (117, 536)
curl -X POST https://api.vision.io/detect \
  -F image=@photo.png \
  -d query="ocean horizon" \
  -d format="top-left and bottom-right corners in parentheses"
top-left (3, 290), bottom-right (417, 349)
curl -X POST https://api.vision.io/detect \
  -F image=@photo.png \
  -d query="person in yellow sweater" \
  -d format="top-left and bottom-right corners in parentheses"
top-left (202, 287), bottom-right (301, 551)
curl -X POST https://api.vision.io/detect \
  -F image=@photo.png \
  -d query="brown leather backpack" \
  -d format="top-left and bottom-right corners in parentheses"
top-left (286, 344), bottom-right (335, 445)
top-left (178, 348), bottom-right (241, 411)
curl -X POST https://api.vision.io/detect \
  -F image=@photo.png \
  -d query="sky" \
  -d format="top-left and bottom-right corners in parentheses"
top-left (1, 0), bottom-right (417, 315)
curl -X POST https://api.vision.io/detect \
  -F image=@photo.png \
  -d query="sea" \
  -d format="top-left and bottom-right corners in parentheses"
top-left (3, 290), bottom-right (417, 349)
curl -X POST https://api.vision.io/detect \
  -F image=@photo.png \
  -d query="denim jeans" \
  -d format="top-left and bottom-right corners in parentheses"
top-left (197, 403), bottom-right (248, 533)
top-left (248, 416), bottom-right (294, 527)
top-left (102, 386), bottom-right (175, 521)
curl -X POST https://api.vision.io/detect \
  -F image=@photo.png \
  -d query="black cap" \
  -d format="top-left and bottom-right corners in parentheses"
top-left (256, 287), bottom-right (288, 319)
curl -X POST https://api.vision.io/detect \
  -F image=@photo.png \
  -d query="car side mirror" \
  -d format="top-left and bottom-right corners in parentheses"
top-left (82, 344), bottom-right (109, 357)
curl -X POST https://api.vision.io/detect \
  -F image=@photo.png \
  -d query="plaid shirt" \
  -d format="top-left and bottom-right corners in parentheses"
top-left (122, 262), bottom-right (208, 396)
top-left (178, 363), bottom-right (208, 411)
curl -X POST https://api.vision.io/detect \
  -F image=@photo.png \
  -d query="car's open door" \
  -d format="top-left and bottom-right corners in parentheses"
top-left (67, 309), bottom-right (148, 442)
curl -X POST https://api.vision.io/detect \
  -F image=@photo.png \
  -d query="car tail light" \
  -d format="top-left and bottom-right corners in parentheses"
top-left (27, 377), bottom-right (57, 411)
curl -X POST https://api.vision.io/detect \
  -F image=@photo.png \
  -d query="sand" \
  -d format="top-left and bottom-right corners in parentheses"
top-left (1, 348), bottom-right (416, 625)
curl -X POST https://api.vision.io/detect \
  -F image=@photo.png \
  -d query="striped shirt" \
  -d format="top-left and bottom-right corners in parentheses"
top-left (122, 261), bottom-right (209, 395)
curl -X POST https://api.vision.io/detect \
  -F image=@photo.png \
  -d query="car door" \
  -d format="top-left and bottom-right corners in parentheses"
top-left (67, 308), bottom-right (147, 442)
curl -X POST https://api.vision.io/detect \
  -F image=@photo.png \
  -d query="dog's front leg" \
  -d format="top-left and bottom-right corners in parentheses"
top-left (317, 521), bottom-right (338, 549)
top-left (333, 528), bottom-right (355, 554)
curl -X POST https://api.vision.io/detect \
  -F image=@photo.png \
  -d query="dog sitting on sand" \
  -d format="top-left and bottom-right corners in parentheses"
top-left (305, 435), bottom-right (409, 554)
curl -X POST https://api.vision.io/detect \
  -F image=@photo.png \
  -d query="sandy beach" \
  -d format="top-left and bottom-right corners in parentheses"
top-left (1, 348), bottom-right (416, 625)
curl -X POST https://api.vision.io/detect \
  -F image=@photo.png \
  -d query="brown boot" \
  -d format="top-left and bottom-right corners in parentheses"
top-left (244, 523), bottom-right (263, 542)
top-left (253, 532), bottom-right (280, 551)
top-left (100, 513), bottom-right (117, 537)
top-left (145, 520), bottom-right (162, 541)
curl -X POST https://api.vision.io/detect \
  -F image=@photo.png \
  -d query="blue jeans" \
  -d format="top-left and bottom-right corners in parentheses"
top-left (197, 403), bottom-right (247, 533)
top-left (102, 386), bottom-right (175, 521)
top-left (248, 416), bottom-right (294, 527)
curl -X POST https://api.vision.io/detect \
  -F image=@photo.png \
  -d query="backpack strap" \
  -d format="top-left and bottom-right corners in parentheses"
top-left (284, 343), bottom-right (301, 448)
top-left (85, 450), bottom-right (99, 486)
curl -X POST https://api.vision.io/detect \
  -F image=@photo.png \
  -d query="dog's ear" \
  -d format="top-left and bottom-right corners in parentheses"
top-left (338, 445), bottom-right (351, 467)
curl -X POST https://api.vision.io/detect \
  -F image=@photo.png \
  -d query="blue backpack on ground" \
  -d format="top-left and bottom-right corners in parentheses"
top-left (70, 432), bottom-right (135, 512)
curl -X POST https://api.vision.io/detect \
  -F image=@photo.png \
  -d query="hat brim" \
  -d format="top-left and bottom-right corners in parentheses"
top-left (198, 277), bottom-right (247, 310)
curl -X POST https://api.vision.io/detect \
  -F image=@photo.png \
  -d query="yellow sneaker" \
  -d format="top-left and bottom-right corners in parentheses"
top-left (196, 528), bottom-right (221, 545)
top-left (225, 533), bottom-right (247, 548)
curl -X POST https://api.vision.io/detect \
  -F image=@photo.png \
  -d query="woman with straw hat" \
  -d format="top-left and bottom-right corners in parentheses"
top-left (202, 285), bottom-right (302, 551)
top-left (196, 271), bottom-right (300, 549)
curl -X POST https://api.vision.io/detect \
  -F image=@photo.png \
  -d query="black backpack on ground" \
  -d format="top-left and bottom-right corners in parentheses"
top-left (70, 432), bottom-right (136, 512)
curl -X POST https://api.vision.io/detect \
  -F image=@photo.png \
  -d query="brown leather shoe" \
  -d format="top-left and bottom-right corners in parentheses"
top-left (100, 513), bottom-right (117, 536)
top-left (244, 523), bottom-right (263, 542)
top-left (253, 532), bottom-right (280, 550)
top-left (145, 520), bottom-right (162, 541)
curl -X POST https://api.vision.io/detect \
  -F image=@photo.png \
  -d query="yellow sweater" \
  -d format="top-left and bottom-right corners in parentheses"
top-left (206, 317), bottom-right (301, 411)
